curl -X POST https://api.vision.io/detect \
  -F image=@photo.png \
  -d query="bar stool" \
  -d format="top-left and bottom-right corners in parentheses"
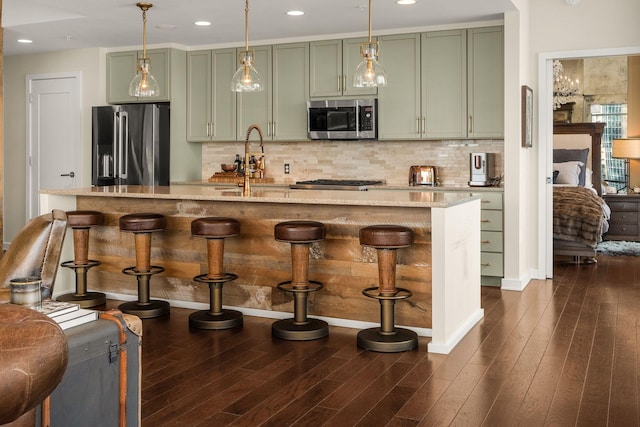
top-left (358, 225), bottom-right (418, 352)
top-left (57, 210), bottom-right (106, 308)
top-left (189, 217), bottom-right (242, 330)
top-left (272, 220), bottom-right (329, 341)
top-left (118, 213), bottom-right (169, 319)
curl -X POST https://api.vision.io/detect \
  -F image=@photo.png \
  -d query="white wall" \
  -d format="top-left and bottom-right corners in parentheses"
top-left (528, 0), bottom-right (640, 279)
top-left (3, 48), bottom-right (103, 243)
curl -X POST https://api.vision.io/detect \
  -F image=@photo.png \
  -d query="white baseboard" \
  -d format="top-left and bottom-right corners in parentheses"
top-left (103, 292), bottom-right (434, 337)
top-left (427, 308), bottom-right (484, 354)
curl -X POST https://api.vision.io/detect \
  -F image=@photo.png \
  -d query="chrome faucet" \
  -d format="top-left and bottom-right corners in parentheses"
top-left (243, 124), bottom-right (264, 196)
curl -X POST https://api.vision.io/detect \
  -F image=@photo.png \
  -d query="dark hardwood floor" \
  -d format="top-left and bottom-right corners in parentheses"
top-left (112, 255), bottom-right (640, 426)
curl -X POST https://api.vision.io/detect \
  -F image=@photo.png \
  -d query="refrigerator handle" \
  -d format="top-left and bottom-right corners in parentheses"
top-left (112, 111), bottom-right (118, 178)
top-left (121, 111), bottom-right (129, 179)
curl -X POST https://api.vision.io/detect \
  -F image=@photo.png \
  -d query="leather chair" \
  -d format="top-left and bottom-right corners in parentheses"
top-left (0, 210), bottom-right (68, 303)
top-left (0, 304), bottom-right (68, 427)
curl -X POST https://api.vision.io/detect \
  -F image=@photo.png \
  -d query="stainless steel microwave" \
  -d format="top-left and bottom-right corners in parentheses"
top-left (307, 99), bottom-right (377, 140)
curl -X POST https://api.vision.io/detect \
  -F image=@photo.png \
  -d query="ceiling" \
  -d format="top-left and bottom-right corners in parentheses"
top-left (2, 0), bottom-right (514, 57)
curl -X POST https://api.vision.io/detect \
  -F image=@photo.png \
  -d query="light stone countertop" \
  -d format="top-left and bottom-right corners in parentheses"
top-left (41, 185), bottom-right (480, 208)
top-left (173, 180), bottom-right (504, 193)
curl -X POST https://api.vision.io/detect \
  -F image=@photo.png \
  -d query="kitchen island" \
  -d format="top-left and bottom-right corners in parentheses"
top-left (41, 185), bottom-right (482, 353)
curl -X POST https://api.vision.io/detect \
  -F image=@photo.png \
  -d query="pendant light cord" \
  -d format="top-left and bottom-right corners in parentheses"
top-left (368, 0), bottom-right (372, 43)
top-left (244, 0), bottom-right (250, 52)
top-left (142, 7), bottom-right (147, 58)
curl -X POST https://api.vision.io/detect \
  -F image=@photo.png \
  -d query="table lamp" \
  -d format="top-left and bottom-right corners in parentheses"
top-left (612, 138), bottom-right (640, 192)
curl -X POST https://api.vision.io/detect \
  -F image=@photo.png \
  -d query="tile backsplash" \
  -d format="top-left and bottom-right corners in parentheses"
top-left (202, 139), bottom-right (504, 187)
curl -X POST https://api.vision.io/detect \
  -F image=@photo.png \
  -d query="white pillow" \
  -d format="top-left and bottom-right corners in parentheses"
top-left (553, 161), bottom-right (584, 186)
top-left (585, 167), bottom-right (593, 188)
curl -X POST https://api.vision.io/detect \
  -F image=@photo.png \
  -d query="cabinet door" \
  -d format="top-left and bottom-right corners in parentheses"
top-left (106, 51), bottom-right (138, 103)
top-left (467, 26), bottom-right (504, 138)
top-left (342, 37), bottom-right (378, 97)
top-left (107, 49), bottom-right (170, 104)
top-left (211, 48), bottom-right (237, 141)
top-left (146, 49), bottom-right (170, 102)
top-left (186, 50), bottom-right (212, 141)
top-left (273, 43), bottom-right (309, 140)
top-left (236, 45), bottom-right (272, 139)
top-left (377, 33), bottom-right (421, 140)
top-left (422, 30), bottom-right (467, 138)
top-left (309, 40), bottom-right (342, 97)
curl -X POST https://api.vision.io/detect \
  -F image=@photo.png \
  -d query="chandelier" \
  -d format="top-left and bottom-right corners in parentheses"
top-left (553, 60), bottom-right (580, 109)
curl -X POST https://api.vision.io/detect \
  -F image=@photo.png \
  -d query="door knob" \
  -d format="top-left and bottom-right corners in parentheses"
top-left (60, 172), bottom-right (75, 178)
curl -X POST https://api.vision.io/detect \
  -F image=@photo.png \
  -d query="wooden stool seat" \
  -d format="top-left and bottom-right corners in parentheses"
top-left (275, 221), bottom-right (325, 243)
top-left (57, 210), bottom-right (106, 308)
top-left (119, 213), bottom-right (167, 233)
top-left (66, 210), bottom-right (105, 228)
top-left (357, 225), bottom-right (418, 353)
top-left (118, 213), bottom-right (169, 319)
top-left (191, 217), bottom-right (241, 238)
top-left (359, 225), bottom-right (414, 248)
top-left (189, 217), bottom-right (242, 330)
top-left (272, 220), bottom-right (328, 341)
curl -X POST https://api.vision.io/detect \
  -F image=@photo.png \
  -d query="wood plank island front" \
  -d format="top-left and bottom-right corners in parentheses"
top-left (41, 185), bottom-right (483, 353)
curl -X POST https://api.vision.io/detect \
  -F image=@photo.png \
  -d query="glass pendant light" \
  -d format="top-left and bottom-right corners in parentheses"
top-left (353, 0), bottom-right (388, 88)
top-left (129, 2), bottom-right (160, 97)
top-left (231, 0), bottom-right (263, 92)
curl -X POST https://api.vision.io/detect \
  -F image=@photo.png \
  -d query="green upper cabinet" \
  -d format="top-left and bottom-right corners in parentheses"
top-left (237, 43), bottom-right (309, 141)
top-left (272, 43), bottom-right (310, 140)
top-left (378, 27), bottom-right (503, 140)
top-left (422, 30), bottom-right (467, 139)
top-left (236, 45), bottom-right (273, 139)
top-left (186, 48), bottom-right (236, 141)
top-left (377, 33), bottom-right (421, 140)
top-left (106, 48), bottom-right (171, 104)
top-left (467, 26), bottom-right (504, 139)
top-left (309, 38), bottom-right (377, 98)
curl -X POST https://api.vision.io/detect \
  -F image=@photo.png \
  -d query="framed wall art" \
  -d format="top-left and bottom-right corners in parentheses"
top-left (522, 85), bottom-right (533, 148)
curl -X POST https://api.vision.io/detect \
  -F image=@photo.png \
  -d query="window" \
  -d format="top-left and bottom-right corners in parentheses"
top-left (592, 104), bottom-right (627, 190)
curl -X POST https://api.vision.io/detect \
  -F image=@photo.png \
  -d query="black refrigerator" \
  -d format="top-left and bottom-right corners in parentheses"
top-left (92, 103), bottom-right (170, 186)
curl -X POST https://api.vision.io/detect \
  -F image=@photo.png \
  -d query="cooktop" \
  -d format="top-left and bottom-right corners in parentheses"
top-left (289, 179), bottom-right (385, 191)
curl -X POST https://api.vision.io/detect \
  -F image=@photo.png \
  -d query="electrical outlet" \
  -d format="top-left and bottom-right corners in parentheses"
top-left (284, 163), bottom-right (290, 174)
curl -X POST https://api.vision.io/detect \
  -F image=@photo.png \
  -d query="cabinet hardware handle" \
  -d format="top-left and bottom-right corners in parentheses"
top-left (481, 262), bottom-right (491, 267)
top-left (481, 200), bottom-right (490, 203)
top-left (338, 75), bottom-right (342, 92)
top-left (481, 219), bottom-right (490, 223)
top-left (416, 117), bottom-right (420, 134)
top-left (343, 75), bottom-right (347, 93)
top-left (421, 117), bottom-right (426, 135)
top-left (272, 121), bottom-right (276, 137)
top-left (468, 115), bottom-right (473, 133)
top-left (481, 240), bottom-right (491, 244)
top-left (60, 171), bottom-right (75, 178)
top-left (211, 122), bottom-right (215, 138)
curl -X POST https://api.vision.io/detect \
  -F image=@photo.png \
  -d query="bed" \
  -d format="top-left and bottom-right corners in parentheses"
top-left (553, 122), bottom-right (609, 261)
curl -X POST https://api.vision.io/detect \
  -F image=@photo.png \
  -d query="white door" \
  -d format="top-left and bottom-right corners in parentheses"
top-left (27, 74), bottom-right (82, 219)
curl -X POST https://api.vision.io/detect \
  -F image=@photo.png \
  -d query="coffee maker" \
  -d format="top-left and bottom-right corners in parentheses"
top-left (469, 153), bottom-right (494, 186)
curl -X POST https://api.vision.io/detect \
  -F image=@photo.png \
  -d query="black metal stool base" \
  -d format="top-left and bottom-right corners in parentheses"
top-left (189, 309), bottom-right (243, 330)
top-left (272, 318), bottom-right (329, 341)
top-left (57, 291), bottom-right (106, 308)
top-left (118, 300), bottom-right (170, 319)
top-left (357, 327), bottom-right (418, 353)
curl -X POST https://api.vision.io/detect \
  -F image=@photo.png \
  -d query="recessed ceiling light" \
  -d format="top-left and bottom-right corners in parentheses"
top-left (17, 39), bottom-right (33, 44)
top-left (396, 0), bottom-right (416, 4)
top-left (194, 21), bottom-right (211, 26)
top-left (286, 10), bottom-right (304, 16)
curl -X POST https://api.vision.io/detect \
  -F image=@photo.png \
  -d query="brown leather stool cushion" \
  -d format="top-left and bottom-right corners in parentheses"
top-left (66, 210), bottom-right (104, 228)
top-left (119, 213), bottom-right (167, 233)
top-left (191, 217), bottom-right (240, 238)
top-left (360, 225), bottom-right (414, 249)
top-left (0, 304), bottom-right (68, 426)
top-left (275, 221), bottom-right (325, 243)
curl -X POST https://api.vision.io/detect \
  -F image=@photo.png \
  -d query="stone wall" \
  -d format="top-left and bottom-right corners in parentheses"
top-left (202, 139), bottom-right (504, 187)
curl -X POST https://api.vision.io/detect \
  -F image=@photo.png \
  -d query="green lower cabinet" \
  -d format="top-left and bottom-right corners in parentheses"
top-left (476, 192), bottom-right (504, 287)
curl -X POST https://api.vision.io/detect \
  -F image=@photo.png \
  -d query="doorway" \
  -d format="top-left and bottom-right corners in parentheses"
top-left (27, 73), bottom-right (82, 219)
top-left (538, 47), bottom-right (640, 278)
